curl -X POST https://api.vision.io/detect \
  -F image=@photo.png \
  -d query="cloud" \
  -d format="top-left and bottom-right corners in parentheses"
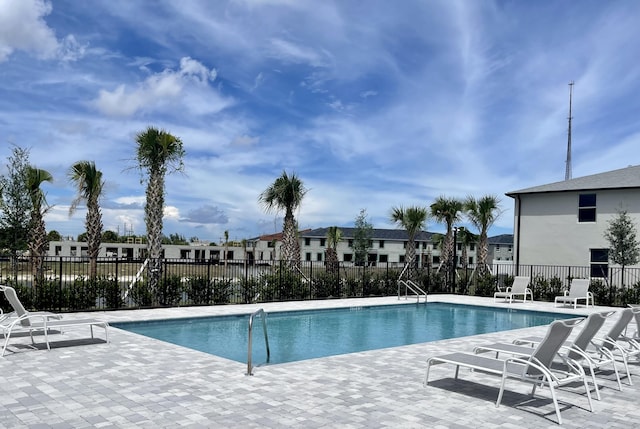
top-left (230, 135), bottom-right (260, 146)
top-left (164, 206), bottom-right (180, 220)
top-left (92, 56), bottom-right (224, 117)
top-left (0, 0), bottom-right (85, 62)
top-left (267, 38), bottom-right (331, 67)
top-left (180, 205), bottom-right (229, 224)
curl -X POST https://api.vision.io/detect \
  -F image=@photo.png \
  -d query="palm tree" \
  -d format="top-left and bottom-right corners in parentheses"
top-left (325, 226), bottom-right (342, 275)
top-left (465, 195), bottom-right (501, 277)
top-left (259, 171), bottom-right (307, 268)
top-left (456, 227), bottom-right (478, 293)
top-left (25, 166), bottom-right (53, 282)
top-left (430, 196), bottom-right (464, 290)
top-left (223, 230), bottom-right (229, 268)
top-left (69, 161), bottom-right (105, 279)
top-left (390, 205), bottom-right (429, 280)
top-left (135, 126), bottom-right (185, 294)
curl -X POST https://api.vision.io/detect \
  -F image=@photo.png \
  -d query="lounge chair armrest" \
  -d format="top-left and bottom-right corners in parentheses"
top-left (503, 356), bottom-right (555, 381)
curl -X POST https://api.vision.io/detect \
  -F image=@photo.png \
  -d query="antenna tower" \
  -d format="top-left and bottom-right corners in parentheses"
top-left (565, 81), bottom-right (574, 181)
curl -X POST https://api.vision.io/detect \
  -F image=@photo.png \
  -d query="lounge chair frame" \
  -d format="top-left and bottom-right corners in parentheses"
top-left (425, 318), bottom-right (592, 425)
top-left (494, 276), bottom-right (533, 303)
top-left (554, 278), bottom-right (594, 309)
top-left (0, 285), bottom-right (109, 356)
top-left (476, 311), bottom-right (621, 401)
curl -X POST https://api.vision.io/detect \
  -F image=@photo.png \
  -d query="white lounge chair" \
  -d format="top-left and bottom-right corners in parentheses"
top-left (425, 318), bottom-right (592, 425)
top-left (0, 285), bottom-right (61, 324)
top-left (494, 276), bottom-right (533, 303)
top-left (554, 278), bottom-right (594, 309)
top-left (474, 311), bottom-right (621, 401)
top-left (0, 285), bottom-right (109, 357)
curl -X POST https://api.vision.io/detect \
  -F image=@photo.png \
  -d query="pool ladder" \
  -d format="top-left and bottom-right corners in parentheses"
top-left (246, 308), bottom-right (270, 376)
top-left (397, 279), bottom-right (427, 303)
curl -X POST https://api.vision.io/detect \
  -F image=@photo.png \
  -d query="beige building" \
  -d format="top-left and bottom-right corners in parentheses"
top-left (507, 165), bottom-right (640, 279)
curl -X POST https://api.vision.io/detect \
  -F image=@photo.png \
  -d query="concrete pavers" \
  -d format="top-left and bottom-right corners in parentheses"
top-left (1, 296), bottom-right (639, 428)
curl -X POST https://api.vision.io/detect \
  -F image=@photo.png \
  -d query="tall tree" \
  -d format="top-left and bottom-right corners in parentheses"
top-left (465, 194), bottom-right (501, 277)
top-left (604, 208), bottom-right (640, 288)
top-left (69, 161), bottom-right (105, 279)
top-left (26, 166), bottom-right (53, 282)
top-left (0, 147), bottom-right (32, 270)
top-left (390, 205), bottom-right (428, 280)
top-left (325, 226), bottom-right (342, 275)
top-left (430, 196), bottom-right (464, 274)
top-left (135, 127), bottom-right (185, 294)
top-left (353, 208), bottom-right (373, 266)
top-left (259, 171), bottom-right (307, 267)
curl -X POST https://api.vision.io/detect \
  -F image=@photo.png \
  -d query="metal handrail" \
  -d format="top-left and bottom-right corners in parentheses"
top-left (398, 279), bottom-right (427, 303)
top-left (246, 308), bottom-right (270, 376)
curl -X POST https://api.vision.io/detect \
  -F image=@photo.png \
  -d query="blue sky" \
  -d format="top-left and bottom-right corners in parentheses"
top-left (1, 0), bottom-right (640, 243)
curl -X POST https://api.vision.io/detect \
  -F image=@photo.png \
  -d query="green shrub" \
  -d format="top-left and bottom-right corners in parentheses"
top-left (212, 278), bottom-right (233, 304)
top-left (530, 275), bottom-right (564, 302)
top-left (260, 267), bottom-right (307, 301)
top-left (618, 280), bottom-right (640, 306)
top-left (130, 280), bottom-right (152, 307)
top-left (156, 275), bottom-right (183, 306)
top-left (473, 273), bottom-right (497, 297)
top-left (239, 277), bottom-right (260, 303)
top-left (34, 278), bottom-right (62, 310)
top-left (185, 276), bottom-right (212, 305)
top-left (98, 277), bottom-right (123, 309)
top-left (312, 272), bottom-right (341, 298)
top-left (65, 276), bottom-right (98, 310)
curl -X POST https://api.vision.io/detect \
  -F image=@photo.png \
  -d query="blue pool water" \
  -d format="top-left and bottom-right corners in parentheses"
top-left (113, 303), bottom-right (575, 365)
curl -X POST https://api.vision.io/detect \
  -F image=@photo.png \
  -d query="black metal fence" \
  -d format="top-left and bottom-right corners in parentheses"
top-left (1, 256), bottom-right (639, 313)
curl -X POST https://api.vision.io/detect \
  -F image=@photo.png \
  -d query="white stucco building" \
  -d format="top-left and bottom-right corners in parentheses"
top-left (506, 165), bottom-right (640, 278)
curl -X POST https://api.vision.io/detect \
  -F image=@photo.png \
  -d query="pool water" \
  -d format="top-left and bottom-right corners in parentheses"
top-left (113, 303), bottom-right (575, 365)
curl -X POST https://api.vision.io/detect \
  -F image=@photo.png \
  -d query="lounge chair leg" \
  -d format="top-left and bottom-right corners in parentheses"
top-left (612, 360), bottom-right (623, 391)
top-left (424, 363), bottom-right (432, 386)
top-left (2, 332), bottom-right (11, 357)
top-left (454, 365), bottom-right (460, 379)
top-left (548, 384), bottom-right (562, 425)
top-left (583, 377), bottom-right (594, 412)
top-left (588, 366), bottom-right (600, 401)
top-left (496, 375), bottom-right (507, 408)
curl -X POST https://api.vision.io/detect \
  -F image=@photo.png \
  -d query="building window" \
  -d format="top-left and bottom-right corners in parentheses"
top-left (495, 244), bottom-right (500, 251)
top-left (320, 238), bottom-right (326, 247)
top-left (343, 253), bottom-right (353, 262)
top-left (379, 240), bottom-right (384, 248)
top-left (267, 241), bottom-right (275, 248)
top-left (433, 255), bottom-right (440, 264)
top-left (579, 193), bottom-right (597, 222)
top-left (348, 239), bottom-right (353, 247)
top-left (457, 243), bottom-right (462, 251)
top-left (590, 248), bottom-right (609, 278)
top-left (304, 238), bottom-right (311, 246)
top-left (468, 256), bottom-right (473, 265)
top-left (469, 243), bottom-right (475, 251)
top-left (379, 254), bottom-right (388, 263)
top-left (399, 255), bottom-right (405, 263)
top-left (317, 253), bottom-right (323, 261)
top-left (305, 252), bottom-right (312, 261)
top-left (55, 246), bottom-right (62, 256)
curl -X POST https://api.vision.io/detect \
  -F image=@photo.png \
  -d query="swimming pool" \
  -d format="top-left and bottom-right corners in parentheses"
top-left (113, 303), bottom-right (575, 365)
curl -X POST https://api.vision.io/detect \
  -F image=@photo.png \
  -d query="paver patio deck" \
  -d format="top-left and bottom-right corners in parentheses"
top-left (1, 295), bottom-right (639, 428)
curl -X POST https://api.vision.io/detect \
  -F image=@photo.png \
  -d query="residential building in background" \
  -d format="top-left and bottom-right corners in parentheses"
top-left (507, 165), bottom-right (640, 279)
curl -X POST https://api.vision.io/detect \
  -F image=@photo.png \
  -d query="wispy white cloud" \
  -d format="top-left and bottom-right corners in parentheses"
top-left (0, 0), bottom-right (85, 62)
top-left (4, 0), bottom-right (640, 242)
top-left (92, 57), bottom-right (227, 117)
